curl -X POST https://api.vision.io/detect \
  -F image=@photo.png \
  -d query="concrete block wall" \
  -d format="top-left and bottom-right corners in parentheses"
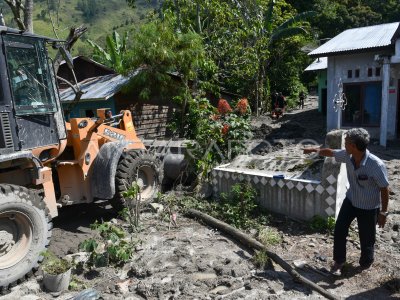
top-left (212, 130), bottom-right (348, 221)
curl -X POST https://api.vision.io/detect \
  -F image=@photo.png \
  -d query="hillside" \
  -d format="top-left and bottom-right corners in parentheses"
top-left (0, 0), bottom-right (156, 56)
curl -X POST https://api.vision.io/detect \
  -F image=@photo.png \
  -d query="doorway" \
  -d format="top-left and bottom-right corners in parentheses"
top-left (397, 80), bottom-right (400, 137)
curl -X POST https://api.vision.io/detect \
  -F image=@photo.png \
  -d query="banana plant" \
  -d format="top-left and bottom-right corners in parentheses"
top-left (252, 0), bottom-right (316, 115)
top-left (87, 31), bottom-right (128, 73)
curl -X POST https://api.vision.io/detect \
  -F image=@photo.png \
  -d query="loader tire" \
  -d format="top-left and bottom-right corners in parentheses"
top-left (0, 184), bottom-right (52, 289)
top-left (110, 149), bottom-right (163, 212)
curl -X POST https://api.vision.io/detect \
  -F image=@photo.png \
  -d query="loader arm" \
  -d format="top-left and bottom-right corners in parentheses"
top-left (56, 109), bottom-right (145, 204)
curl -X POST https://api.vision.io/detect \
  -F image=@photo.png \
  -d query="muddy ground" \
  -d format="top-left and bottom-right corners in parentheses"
top-left (2, 97), bottom-right (400, 300)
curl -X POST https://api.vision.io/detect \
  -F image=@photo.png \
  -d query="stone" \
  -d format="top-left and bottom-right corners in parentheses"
top-left (149, 203), bottom-right (164, 213)
top-left (381, 232), bottom-right (392, 242)
top-left (66, 252), bottom-right (90, 265)
top-left (191, 272), bottom-right (217, 280)
top-left (21, 296), bottom-right (41, 300)
top-left (209, 285), bottom-right (229, 294)
top-left (315, 254), bottom-right (327, 262)
top-left (293, 260), bottom-right (307, 269)
top-left (116, 279), bottom-right (135, 295)
top-left (231, 267), bottom-right (247, 278)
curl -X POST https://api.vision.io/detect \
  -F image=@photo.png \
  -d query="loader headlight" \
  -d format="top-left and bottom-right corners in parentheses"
top-left (85, 153), bottom-right (91, 165)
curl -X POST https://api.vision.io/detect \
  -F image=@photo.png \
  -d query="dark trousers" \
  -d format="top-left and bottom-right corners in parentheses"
top-left (333, 197), bottom-right (379, 266)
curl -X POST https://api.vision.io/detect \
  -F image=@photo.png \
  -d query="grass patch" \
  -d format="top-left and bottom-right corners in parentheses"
top-left (258, 227), bottom-right (282, 246)
top-left (252, 250), bottom-right (271, 269)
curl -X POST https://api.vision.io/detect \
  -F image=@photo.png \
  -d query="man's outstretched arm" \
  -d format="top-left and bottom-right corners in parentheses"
top-left (303, 148), bottom-right (335, 157)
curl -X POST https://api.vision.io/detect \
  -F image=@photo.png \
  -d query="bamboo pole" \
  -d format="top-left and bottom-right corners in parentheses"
top-left (187, 209), bottom-right (339, 300)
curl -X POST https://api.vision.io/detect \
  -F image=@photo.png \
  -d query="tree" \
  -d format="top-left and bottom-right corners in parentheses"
top-left (3, 0), bottom-right (34, 32)
top-left (159, 0), bottom-right (314, 114)
top-left (122, 21), bottom-right (209, 135)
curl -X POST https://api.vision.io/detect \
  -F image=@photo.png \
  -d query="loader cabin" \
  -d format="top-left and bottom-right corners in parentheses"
top-left (0, 26), bottom-right (67, 156)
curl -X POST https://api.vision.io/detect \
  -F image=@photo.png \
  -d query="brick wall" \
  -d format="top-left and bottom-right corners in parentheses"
top-left (130, 104), bottom-right (175, 139)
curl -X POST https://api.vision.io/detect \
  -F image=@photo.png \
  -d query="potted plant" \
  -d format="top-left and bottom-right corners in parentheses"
top-left (41, 250), bottom-right (73, 292)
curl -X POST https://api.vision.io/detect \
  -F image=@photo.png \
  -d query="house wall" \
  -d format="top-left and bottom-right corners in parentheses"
top-left (327, 53), bottom-right (399, 139)
top-left (62, 98), bottom-right (116, 120)
top-left (389, 64), bottom-right (400, 137)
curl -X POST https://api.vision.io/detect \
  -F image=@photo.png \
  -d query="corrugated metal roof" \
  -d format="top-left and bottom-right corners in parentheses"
top-left (309, 22), bottom-right (400, 57)
top-left (305, 57), bottom-right (327, 71)
top-left (59, 74), bottom-right (130, 102)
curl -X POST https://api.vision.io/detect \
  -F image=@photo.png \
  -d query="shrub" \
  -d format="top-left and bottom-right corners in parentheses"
top-left (218, 182), bottom-right (259, 229)
top-left (181, 97), bottom-right (252, 181)
top-left (41, 250), bottom-right (72, 275)
top-left (309, 215), bottom-right (336, 234)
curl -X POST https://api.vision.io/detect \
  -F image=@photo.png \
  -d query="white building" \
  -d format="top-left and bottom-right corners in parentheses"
top-left (309, 22), bottom-right (400, 146)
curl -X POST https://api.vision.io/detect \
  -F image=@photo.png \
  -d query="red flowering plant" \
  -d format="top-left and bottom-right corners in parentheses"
top-left (217, 99), bottom-right (232, 115)
top-left (184, 97), bottom-right (252, 182)
top-left (236, 98), bottom-right (250, 116)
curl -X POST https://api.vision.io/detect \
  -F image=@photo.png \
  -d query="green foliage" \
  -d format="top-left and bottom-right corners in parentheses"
top-left (77, 181), bottom-right (142, 268)
top-left (160, 0), bottom-right (315, 112)
top-left (77, 0), bottom-right (99, 20)
top-left (309, 215), bottom-right (336, 234)
top-left (79, 220), bottom-right (136, 268)
top-left (87, 31), bottom-right (128, 73)
top-left (157, 187), bottom-right (270, 232)
top-left (252, 250), bottom-right (271, 269)
top-left (257, 227), bottom-right (282, 246)
top-left (123, 20), bottom-right (209, 102)
top-left (41, 250), bottom-right (73, 275)
top-left (218, 182), bottom-right (259, 230)
top-left (69, 275), bottom-right (87, 291)
top-left (176, 98), bottom-right (252, 180)
top-left (120, 181), bottom-right (142, 229)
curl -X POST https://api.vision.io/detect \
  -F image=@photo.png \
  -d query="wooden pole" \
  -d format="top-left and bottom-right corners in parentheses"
top-left (187, 209), bottom-right (339, 300)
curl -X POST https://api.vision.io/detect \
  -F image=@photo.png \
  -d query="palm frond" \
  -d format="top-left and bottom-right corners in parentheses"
top-left (87, 39), bottom-right (111, 62)
top-left (106, 35), bottom-right (120, 68)
top-left (276, 11), bottom-right (316, 31)
top-left (265, 0), bottom-right (275, 32)
top-left (112, 31), bottom-right (121, 53)
top-left (270, 27), bottom-right (307, 44)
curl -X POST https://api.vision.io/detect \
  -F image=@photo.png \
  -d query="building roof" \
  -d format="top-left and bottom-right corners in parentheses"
top-left (304, 57), bottom-right (327, 71)
top-left (309, 22), bottom-right (400, 57)
top-left (59, 74), bottom-right (130, 102)
top-left (59, 56), bottom-right (115, 73)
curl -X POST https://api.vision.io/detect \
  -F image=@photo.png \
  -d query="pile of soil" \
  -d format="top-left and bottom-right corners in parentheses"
top-left (2, 96), bottom-right (400, 299)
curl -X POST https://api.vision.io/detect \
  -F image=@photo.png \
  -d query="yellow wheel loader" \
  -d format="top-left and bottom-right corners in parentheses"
top-left (0, 27), bottom-right (183, 289)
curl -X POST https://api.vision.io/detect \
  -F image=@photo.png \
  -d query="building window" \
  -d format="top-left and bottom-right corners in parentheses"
top-left (355, 69), bottom-right (360, 78)
top-left (375, 67), bottom-right (381, 77)
top-left (347, 70), bottom-right (352, 78)
top-left (367, 68), bottom-right (373, 77)
top-left (343, 82), bottom-right (381, 126)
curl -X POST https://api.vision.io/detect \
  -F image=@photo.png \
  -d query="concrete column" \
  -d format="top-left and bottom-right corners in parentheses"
top-left (327, 57), bottom-right (338, 130)
top-left (380, 57), bottom-right (390, 147)
top-left (321, 130), bottom-right (348, 218)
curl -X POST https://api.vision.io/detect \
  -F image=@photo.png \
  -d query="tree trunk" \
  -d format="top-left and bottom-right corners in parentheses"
top-left (3, 0), bottom-right (25, 30)
top-left (173, 0), bottom-right (181, 32)
top-left (196, 1), bottom-right (201, 33)
top-left (187, 209), bottom-right (340, 300)
top-left (23, 0), bottom-right (33, 33)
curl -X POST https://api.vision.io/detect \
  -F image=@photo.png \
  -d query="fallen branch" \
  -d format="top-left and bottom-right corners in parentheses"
top-left (186, 209), bottom-right (339, 300)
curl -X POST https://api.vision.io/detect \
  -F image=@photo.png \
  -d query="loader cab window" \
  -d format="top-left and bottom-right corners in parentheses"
top-left (3, 35), bottom-right (57, 115)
